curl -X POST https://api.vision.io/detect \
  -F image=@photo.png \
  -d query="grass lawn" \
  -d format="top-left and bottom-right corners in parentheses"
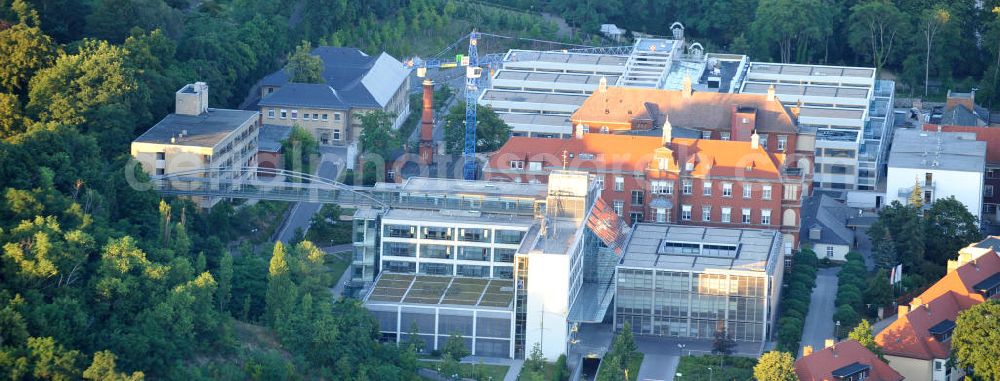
top-left (518, 360), bottom-right (570, 381)
top-left (675, 355), bottom-right (756, 381)
top-left (417, 360), bottom-right (508, 380)
top-left (625, 353), bottom-right (643, 381)
top-left (326, 255), bottom-right (350, 284)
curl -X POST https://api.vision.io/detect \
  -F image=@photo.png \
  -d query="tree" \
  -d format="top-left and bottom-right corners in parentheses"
top-left (358, 110), bottom-right (398, 160)
top-left (525, 342), bottom-right (545, 372)
top-left (924, 197), bottom-right (981, 266)
top-left (952, 300), bottom-right (1000, 380)
top-left (863, 269), bottom-right (893, 312)
top-left (0, 1), bottom-right (56, 93)
top-left (442, 332), bottom-right (470, 361)
top-left (265, 242), bottom-right (297, 327)
top-left (285, 41), bottom-right (323, 83)
top-left (919, 6), bottom-right (951, 96)
top-left (712, 327), bottom-right (736, 357)
top-left (83, 350), bottom-right (145, 381)
top-left (847, 0), bottom-right (907, 73)
top-left (217, 251), bottom-right (233, 313)
top-left (595, 354), bottom-right (625, 381)
top-left (750, 0), bottom-right (832, 63)
top-left (847, 320), bottom-right (885, 361)
top-left (282, 124), bottom-right (319, 176)
top-left (753, 351), bottom-right (797, 381)
top-left (443, 102), bottom-right (511, 154)
top-left (403, 322), bottom-right (425, 354)
top-left (908, 179), bottom-right (924, 208)
top-left (834, 305), bottom-right (861, 335)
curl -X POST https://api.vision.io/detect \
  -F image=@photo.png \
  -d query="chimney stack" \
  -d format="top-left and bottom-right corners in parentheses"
top-left (767, 84), bottom-right (776, 102)
top-left (751, 131), bottom-right (760, 149)
top-left (898, 304), bottom-right (910, 316)
top-left (682, 75), bottom-right (692, 98)
top-left (825, 339), bottom-right (835, 349)
top-left (575, 124), bottom-right (586, 139)
top-left (419, 80), bottom-right (435, 164)
top-left (911, 297), bottom-right (923, 310)
top-left (662, 114), bottom-right (673, 145)
top-left (175, 82), bottom-right (209, 116)
top-left (803, 346), bottom-right (814, 357)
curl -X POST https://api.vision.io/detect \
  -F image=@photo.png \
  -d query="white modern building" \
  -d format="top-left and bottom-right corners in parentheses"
top-left (739, 62), bottom-right (895, 192)
top-left (359, 171), bottom-right (630, 360)
top-left (886, 129), bottom-right (986, 220)
top-left (615, 224), bottom-right (784, 349)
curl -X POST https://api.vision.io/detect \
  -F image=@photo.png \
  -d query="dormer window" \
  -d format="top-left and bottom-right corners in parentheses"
top-left (973, 272), bottom-right (1000, 298)
top-left (831, 362), bottom-right (871, 381)
top-left (928, 319), bottom-right (956, 342)
top-left (685, 162), bottom-right (694, 171)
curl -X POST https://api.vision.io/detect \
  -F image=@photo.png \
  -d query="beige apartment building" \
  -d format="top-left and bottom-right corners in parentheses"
top-left (131, 82), bottom-right (261, 207)
top-left (258, 46), bottom-right (411, 147)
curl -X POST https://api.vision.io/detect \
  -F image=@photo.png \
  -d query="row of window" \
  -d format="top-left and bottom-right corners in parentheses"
top-left (266, 108), bottom-right (342, 121)
top-left (509, 160), bottom-right (543, 171)
top-left (699, 131), bottom-right (788, 151)
top-left (610, 201), bottom-right (774, 225)
top-left (647, 180), bottom-right (775, 200)
top-left (383, 225), bottom-right (525, 244)
top-left (380, 260), bottom-right (514, 278)
top-left (382, 242), bottom-right (516, 262)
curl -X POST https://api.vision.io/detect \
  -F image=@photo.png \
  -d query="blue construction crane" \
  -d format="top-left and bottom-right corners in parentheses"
top-left (406, 31), bottom-right (506, 180)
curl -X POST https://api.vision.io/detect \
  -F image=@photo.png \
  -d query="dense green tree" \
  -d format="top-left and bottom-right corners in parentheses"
top-left (216, 251), bottom-right (233, 313)
top-left (84, 0), bottom-right (183, 43)
top-left (753, 350), bottom-right (797, 381)
top-left (834, 305), bottom-right (861, 336)
top-left (281, 124), bottom-right (319, 176)
top-left (443, 102), bottom-right (511, 154)
top-left (924, 197), bottom-right (981, 266)
top-left (82, 350), bottom-right (144, 381)
top-left (0, 1), bottom-right (56, 94)
top-left (358, 110), bottom-right (398, 160)
top-left (863, 269), bottom-right (893, 313)
top-left (285, 41), bottom-right (323, 84)
top-left (265, 242), bottom-right (296, 327)
top-left (712, 327), bottom-right (736, 357)
top-left (848, 0), bottom-right (908, 73)
top-left (750, 0), bottom-right (833, 63)
top-left (952, 300), bottom-right (1000, 381)
top-left (442, 332), bottom-right (469, 360)
top-left (918, 6), bottom-right (951, 96)
top-left (847, 319), bottom-right (884, 361)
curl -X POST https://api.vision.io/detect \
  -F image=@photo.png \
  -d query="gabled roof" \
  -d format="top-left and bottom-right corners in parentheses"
top-left (258, 124), bottom-right (292, 153)
top-left (570, 86), bottom-right (798, 134)
top-left (924, 124), bottom-right (1000, 164)
top-left (258, 83), bottom-right (348, 110)
top-left (940, 103), bottom-right (985, 126)
top-left (794, 340), bottom-right (903, 381)
top-left (486, 134), bottom-right (787, 180)
top-left (260, 46), bottom-right (409, 109)
top-left (875, 251), bottom-right (1000, 360)
top-left (800, 193), bottom-right (855, 246)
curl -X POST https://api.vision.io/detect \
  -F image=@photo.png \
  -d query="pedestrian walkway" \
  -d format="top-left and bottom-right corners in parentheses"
top-left (799, 267), bottom-right (841, 357)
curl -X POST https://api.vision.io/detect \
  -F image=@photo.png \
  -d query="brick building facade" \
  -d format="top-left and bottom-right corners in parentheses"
top-left (484, 126), bottom-right (808, 249)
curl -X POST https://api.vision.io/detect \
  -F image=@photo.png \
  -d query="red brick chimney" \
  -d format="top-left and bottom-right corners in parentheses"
top-left (419, 79), bottom-right (435, 164)
top-left (731, 105), bottom-right (756, 142)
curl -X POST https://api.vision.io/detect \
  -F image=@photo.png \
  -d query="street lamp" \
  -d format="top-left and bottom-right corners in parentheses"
top-left (677, 343), bottom-right (686, 356)
top-left (708, 367), bottom-right (714, 381)
top-left (836, 320), bottom-right (841, 339)
top-left (675, 373), bottom-right (682, 379)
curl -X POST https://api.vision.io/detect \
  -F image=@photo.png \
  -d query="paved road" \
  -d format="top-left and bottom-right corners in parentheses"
top-left (327, 245), bottom-right (354, 298)
top-left (274, 147), bottom-right (346, 243)
top-left (799, 267), bottom-right (841, 357)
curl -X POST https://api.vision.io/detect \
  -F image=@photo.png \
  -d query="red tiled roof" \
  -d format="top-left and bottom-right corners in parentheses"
top-left (571, 86), bottom-right (797, 133)
top-left (924, 124), bottom-right (1000, 164)
top-left (486, 134), bottom-right (785, 180)
top-left (794, 340), bottom-right (904, 381)
top-left (875, 251), bottom-right (1000, 360)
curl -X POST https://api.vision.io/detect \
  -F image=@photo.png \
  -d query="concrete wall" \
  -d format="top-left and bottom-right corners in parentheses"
top-left (809, 242), bottom-right (851, 262)
top-left (886, 166), bottom-right (984, 220)
top-left (261, 106), bottom-right (347, 146)
top-left (885, 354), bottom-right (932, 381)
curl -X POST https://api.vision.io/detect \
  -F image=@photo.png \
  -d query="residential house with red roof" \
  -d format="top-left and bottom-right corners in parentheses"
top-left (483, 121), bottom-right (809, 249)
top-left (795, 339), bottom-right (904, 381)
top-left (874, 247), bottom-right (1000, 381)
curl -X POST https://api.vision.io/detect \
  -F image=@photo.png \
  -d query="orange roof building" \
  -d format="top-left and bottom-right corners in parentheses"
top-left (484, 124), bottom-right (809, 247)
top-left (875, 249), bottom-right (1000, 381)
top-left (794, 340), bottom-right (904, 381)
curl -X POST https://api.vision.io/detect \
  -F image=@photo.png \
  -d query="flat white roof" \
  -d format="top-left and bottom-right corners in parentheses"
top-left (620, 224), bottom-right (781, 273)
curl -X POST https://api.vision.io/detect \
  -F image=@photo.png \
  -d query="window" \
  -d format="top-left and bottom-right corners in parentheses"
top-left (629, 212), bottom-right (644, 224)
top-left (777, 135), bottom-right (787, 151)
top-left (935, 360), bottom-right (943, 371)
top-left (291, 110), bottom-right (298, 119)
top-left (614, 176), bottom-right (624, 192)
top-left (280, 109), bottom-right (287, 119)
top-left (651, 181), bottom-right (672, 195)
top-left (703, 181), bottom-right (712, 196)
top-left (784, 184), bottom-right (799, 200)
top-left (528, 161), bottom-right (542, 171)
top-left (701, 131), bottom-right (712, 139)
top-left (761, 209), bottom-right (771, 225)
top-left (682, 180), bottom-right (693, 195)
top-left (302, 113), bottom-right (310, 120)
top-left (334, 113), bottom-right (341, 121)
top-left (322, 113), bottom-right (328, 120)
top-left (655, 208), bottom-right (666, 223)
top-left (333, 129), bottom-right (341, 141)
top-left (826, 246), bottom-right (834, 258)
top-left (743, 184), bottom-right (752, 199)
top-left (595, 177), bottom-right (605, 190)
top-left (681, 205), bottom-right (692, 221)
top-left (702, 206), bottom-right (711, 222)
top-left (613, 200), bottom-right (624, 216)
top-left (987, 185), bottom-right (994, 197)
top-left (632, 190), bottom-right (645, 205)
top-left (742, 208), bottom-right (751, 224)
top-left (685, 162), bottom-right (694, 171)
top-left (267, 109), bottom-right (275, 118)
top-left (156, 152), bottom-right (165, 160)
top-left (155, 168), bottom-right (165, 176)
top-left (762, 185), bottom-right (772, 200)
top-left (722, 183), bottom-right (733, 197)
top-left (510, 160), bottom-right (524, 169)
top-left (759, 134), bottom-right (768, 149)
top-left (721, 132), bottom-right (731, 141)
top-left (721, 207), bottom-right (732, 223)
